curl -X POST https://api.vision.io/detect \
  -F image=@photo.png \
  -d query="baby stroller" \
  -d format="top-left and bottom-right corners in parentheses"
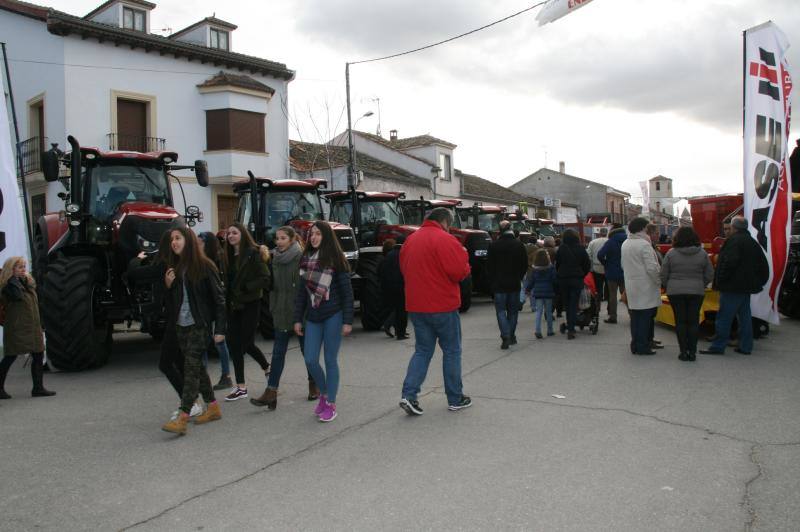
top-left (560, 272), bottom-right (600, 335)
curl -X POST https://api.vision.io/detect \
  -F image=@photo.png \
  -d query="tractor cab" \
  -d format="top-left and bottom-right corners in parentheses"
top-left (325, 190), bottom-right (416, 248)
top-left (503, 211), bottom-right (535, 244)
top-left (456, 203), bottom-right (507, 240)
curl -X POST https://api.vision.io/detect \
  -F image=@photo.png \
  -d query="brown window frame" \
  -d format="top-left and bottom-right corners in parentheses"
top-left (205, 109), bottom-right (266, 153)
top-left (209, 28), bottom-right (230, 51)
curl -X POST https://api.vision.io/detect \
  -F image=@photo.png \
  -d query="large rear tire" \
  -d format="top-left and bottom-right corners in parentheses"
top-left (358, 253), bottom-right (388, 330)
top-left (40, 256), bottom-right (112, 371)
top-left (778, 262), bottom-right (800, 318)
top-left (459, 277), bottom-right (472, 313)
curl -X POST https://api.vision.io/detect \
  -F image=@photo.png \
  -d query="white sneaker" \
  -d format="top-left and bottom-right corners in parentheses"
top-left (189, 402), bottom-right (203, 417)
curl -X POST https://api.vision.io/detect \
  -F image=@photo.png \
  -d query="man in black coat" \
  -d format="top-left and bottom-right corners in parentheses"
top-left (701, 216), bottom-right (769, 355)
top-left (487, 221), bottom-right (529, 349)
top-left (379, 235), bottom-right (408, 339)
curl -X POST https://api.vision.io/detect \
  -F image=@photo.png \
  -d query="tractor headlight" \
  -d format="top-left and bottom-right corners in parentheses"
top-left (66, 203), bottom-right (80, 214)
top-left (137, 235), bottom-right (157, 252)
top-left (474, 249), bottom-right (488, 257)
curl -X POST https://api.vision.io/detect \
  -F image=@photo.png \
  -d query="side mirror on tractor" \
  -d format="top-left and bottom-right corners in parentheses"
top-left (194, 160), bottom-right (209, 187)
top-left (42, 147), bottom-right (62, 182)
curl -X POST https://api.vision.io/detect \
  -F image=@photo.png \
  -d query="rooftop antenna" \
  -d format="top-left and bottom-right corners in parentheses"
top-left (369, 97), bottom-right (382, 137)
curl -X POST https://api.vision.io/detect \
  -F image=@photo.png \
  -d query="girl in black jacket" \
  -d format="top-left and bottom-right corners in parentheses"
top-left (161, 227), bottom-right (225, 435)
top-left (223, 223), bottom-right (271, 401)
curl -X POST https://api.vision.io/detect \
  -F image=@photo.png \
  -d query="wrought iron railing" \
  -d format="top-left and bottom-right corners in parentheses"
top-left (18, 136), bottom-right (45, 175)
top-left (108, 133), bottom-right (166, 152)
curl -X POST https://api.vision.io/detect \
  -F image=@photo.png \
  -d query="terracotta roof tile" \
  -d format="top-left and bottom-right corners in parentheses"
top-left (197, 71), bottom-right (274, 95)
top-left (290, 141), bottom-right (429, 188)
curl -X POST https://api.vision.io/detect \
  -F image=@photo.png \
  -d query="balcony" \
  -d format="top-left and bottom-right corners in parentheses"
top-left (18, 136), bottom-right (45, 175)
top-left (108, 133), bottom-right (166, 153)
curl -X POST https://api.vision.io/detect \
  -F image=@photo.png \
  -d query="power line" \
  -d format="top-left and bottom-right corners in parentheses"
top-left (349, 1), bottom-right (548, 65)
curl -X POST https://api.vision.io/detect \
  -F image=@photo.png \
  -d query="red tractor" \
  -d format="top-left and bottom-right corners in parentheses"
top-left (502, 211), bottom-right (535, 244)
top-left (324, 190), bottom-right (420, 329)
top-left (34, 136), bottom-right (209, 370)
top-left (400, 197), bottom-right (491, 302)
top-left (456, 203), bottom-right (506, 241)
top-left (231, 172), bottom-right (358, 337)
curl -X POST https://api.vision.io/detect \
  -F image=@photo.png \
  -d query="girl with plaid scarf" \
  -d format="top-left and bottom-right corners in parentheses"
top-left (293, 221), bottom-right (354, 422)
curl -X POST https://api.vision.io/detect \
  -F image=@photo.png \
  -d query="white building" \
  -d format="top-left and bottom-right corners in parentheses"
top-left (1, 0), bottom-right (294, 232)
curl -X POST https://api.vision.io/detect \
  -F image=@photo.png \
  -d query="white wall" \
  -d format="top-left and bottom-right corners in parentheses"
top-left (331, 132), bottom-right (435, 183)
top-left (172, 25), bottom-right (207, 46)
top-left (0, 10), bottom-right (67, 213)
top-left (87, 4), bottom-right (119, 26)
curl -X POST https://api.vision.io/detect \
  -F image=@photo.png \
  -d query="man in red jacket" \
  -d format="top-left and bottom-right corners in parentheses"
top-left (398, 207), bottom-right (472, 415)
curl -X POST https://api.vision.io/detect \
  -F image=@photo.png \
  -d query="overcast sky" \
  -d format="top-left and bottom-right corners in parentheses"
top-left (47, 0), bottom-right (799, 203)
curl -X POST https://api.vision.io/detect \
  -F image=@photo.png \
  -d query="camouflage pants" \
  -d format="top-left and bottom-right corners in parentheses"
top-left (177, 324), bottom-right (215, 414)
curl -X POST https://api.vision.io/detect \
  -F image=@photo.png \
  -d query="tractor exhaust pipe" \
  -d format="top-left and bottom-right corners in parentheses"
top-left (67, 135), bottom-right (81, 211)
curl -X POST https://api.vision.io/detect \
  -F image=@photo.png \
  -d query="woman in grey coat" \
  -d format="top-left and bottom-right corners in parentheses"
top-left (660, 227), bottom-right (714, 361)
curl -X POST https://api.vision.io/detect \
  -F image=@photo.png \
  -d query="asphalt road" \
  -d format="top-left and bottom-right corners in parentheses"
top-left (0, 297), bottom-right (798, 531)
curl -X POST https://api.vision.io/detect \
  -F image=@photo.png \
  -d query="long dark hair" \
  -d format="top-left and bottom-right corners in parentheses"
top-left (304, 221), bottom-right (349, 272)
top-left (225, 222), bottom-right (258, 266)
top-left (199, 231), bottom-right (226, 271)
top-left (167, 227), bottom-right (218, 282)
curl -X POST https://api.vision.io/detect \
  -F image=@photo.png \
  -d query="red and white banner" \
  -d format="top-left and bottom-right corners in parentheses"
top-left (743, 21), bottom-right (793, 324)
top-left (536, 0), bottom-right (596, 26)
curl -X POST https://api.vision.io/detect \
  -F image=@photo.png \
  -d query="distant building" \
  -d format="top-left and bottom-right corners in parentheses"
top-left (510, 162), bottom-right (630, 223)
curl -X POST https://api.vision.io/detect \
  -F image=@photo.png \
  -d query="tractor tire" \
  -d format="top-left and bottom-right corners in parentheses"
top-left (40, 256), bottom-right (112, 371)
top-left (778, 262), bottom-right (800, 318)
top-left (459, 277), bottom-right (472, 313)
top-left (259, 295), bottom-right (275, 340)
top-left (358, 253), bottom-right (388, 330)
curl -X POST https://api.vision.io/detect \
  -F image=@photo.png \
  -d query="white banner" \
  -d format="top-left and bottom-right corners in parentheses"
top-left (639, 181), bottom-right (650, 216)
top-left (0, 70), bottom-right (30, 267)
top-left (536, 0), bottom-right (596, 26)
top-left (743, 21), bottom-right (793, 324)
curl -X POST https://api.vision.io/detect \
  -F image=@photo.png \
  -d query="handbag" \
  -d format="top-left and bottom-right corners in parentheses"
top-left (620, 290), bottom-right (628, 306)
top-left (578, 286), bottom-right (592, 310)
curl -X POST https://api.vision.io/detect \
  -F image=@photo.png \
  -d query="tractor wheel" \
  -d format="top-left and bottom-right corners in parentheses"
top-left (459, 277), bottom-right (472, 313)
top-left (358, 253), bottom-right (388, 330)
top-left (40, 256), bottom-right (112, 371)
top-left (778, 262), bottom-right (800, 318)
top-left (259, 295), bottom-right (275, 340)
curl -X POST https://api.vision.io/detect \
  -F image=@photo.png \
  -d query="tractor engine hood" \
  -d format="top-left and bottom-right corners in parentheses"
top-left (114, 202), bottom-right (183, 257)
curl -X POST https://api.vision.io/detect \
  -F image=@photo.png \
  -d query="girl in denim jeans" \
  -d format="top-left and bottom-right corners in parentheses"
top-left (525, 249), bottom-right (557, 339)
top-left (293, 222), bottom-right (354, 423)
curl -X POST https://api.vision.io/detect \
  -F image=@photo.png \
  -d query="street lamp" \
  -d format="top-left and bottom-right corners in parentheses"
top-left (353, 111), bottom-right (374, 129)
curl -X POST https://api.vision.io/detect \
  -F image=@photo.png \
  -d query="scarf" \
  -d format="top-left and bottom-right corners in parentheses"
top-left (272, 241), bottom-right (302, 266)
top-left (299, 251), bottom-right (334, 309)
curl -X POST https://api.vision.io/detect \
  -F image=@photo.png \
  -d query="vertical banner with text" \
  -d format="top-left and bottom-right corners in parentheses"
top-left (743, 21), bottom-right (793, 324)
top-left (0, 68), bottom-right (29, 267)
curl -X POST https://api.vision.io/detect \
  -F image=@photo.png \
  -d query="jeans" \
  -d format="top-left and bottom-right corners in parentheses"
top-left (534, 298), bottom-right (554, 335)
top-left (401, 311), bottom-right (463, 406)
top-left (711, 292), bottom-right (753, 353)
top-left (629, 307), bottom-right (657, 354)
top-left (606, 279), bottom-right (625, 319)
top-left (559, 278), bottom-right (584, 333)
top-left (592, 272), bottom-right (607, 301)
top-left (202, 337), bottom-right (231, 377)
top-left (669, 294), bottom-right (704, 355)
top-left (267, 330), bottom-right (312, 389)
top-left (303, 312), bottom-right (343, 404)
top-left (493, 292), bottom-right (520, 339)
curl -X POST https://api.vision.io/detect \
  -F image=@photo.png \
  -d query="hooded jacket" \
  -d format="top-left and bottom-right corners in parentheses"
top-left (554, 232), bottom-right (591, 281)
top-left (597, 228), bottom-right (627, 282)
top-left (660, 246), bottom-right (714, 296)
top-left (400, 220), bottom-right (471, 313)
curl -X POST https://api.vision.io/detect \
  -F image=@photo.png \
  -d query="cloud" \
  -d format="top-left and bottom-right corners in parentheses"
top-left (292, 0), bottom-right (800, 132)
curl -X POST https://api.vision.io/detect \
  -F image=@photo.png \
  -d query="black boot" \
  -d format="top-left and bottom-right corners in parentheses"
top-left (31, 355), bottom-right (56, 397)
top-left (509, 335), bottom-right (518, 346)
top-left (0, 357), bottom-right (12, 399)
top-left (500, 337), bottom-right (509, 350)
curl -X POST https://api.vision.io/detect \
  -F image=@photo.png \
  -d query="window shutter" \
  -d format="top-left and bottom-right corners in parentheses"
top-left (205, 109), bottom-right (265, 152)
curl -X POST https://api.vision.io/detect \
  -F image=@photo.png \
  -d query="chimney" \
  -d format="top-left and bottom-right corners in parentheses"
top-left (389, 129), bottom-right (398, 142)
top-left (559, 161), bottom-right (565, 174)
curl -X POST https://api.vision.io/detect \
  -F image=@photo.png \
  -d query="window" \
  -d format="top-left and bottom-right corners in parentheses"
top-left (122, 7), bottom-right (146, 32)
top-left (656, 181), bottom-right (661, 191)
top-left (210, 28), bottom-right (229, 50)
top-left (31, 194), bottom-right (46, 224)
top-left (205, 109), bottom-right (266, 152)
top-left (438, 153), bottom-right (452, 181)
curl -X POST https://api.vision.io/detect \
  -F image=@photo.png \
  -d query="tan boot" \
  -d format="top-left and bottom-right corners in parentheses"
top-left (162, 413), bottom-right (189, 435)
top-left (194, 402), bottom-right (222, 424)
top-left (250, 388), bottom-right (278, 410)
